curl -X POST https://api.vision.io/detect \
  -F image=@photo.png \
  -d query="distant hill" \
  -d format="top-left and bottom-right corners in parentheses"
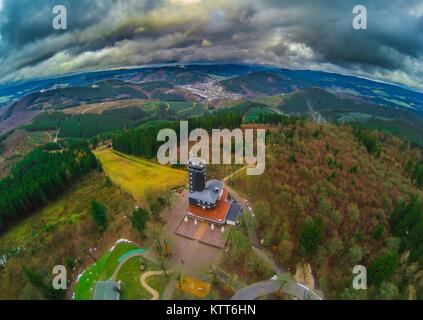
top-left (1, 80), bottom-right (147, 119)
top-left (278, 87), bottom-right (423, 147)
top-left (0, 79), bottom-right (192, 134)
top-left (2, 64), bottom-right (422, 111)
top-left (1, 63), bottom-right (423, 145)
top-left (219, 71), bottom-right (297, 95)
top-left (140, 66), bottom-right (211, 84)
top-left (220, 69), bottom-right (423, 114)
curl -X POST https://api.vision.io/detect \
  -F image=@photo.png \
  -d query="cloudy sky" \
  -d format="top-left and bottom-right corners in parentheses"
top-left (0, 0), bottom-right (423, 90)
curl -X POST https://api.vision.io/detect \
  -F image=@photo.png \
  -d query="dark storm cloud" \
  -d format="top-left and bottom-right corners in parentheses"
top-left (0, 0), bottom-right (422, 90)
top-left (0, 0), bottom-right (120, 49)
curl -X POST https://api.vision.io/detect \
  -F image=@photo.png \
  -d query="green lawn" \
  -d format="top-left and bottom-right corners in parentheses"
top-left (116, 256), bottom-right (171, 300)
top-left (73, 241), bottom-right (170, 300)
top-left (74, 241), bottom-right (139, 300)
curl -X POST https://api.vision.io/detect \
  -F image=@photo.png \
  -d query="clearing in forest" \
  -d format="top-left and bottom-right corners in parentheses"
top-left (94, 148), bottom-right (187, 202)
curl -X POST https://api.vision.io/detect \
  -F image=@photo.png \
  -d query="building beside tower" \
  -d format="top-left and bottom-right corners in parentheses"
top-left (185, 156), bottom-right (242, 225)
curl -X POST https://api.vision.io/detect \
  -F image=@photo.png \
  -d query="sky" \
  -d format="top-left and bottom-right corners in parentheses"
top-left (0, 0), bottom-right (422, 90)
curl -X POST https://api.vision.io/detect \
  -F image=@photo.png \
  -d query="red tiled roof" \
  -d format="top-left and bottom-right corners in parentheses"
top-left (186, 187), bottom-right (230, 223)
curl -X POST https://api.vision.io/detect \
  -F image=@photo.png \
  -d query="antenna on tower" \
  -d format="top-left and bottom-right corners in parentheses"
top-left (189, 152), bottom-right (205, 167)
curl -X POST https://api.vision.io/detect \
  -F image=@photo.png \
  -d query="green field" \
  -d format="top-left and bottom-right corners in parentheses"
top-left (244, 106), bottom-right (276, 123)
top-left (253, 96), bottom-right (284, 107)
top-left (143, 101), bottom-right (207, 117)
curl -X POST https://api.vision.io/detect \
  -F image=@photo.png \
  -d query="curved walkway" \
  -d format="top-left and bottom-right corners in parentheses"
top-left (140, 271), bottom-right (165, 300)
top-left (111, 252), bottom-right (146, 280)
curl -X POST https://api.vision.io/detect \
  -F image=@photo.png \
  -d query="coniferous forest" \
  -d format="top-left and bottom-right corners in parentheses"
top-left (112, 110), bottom-right (245, 158)
top-left (0, 141), bottom-right (101, 232)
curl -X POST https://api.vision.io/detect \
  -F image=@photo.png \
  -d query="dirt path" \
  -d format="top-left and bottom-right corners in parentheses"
top-left (140, 271), bottom-right (165, 300)
top-left (81, 104), bottom-right (103, 114)
top-left (53, 128), bottom-right (60, 142)
top-left (222, 165), bottom-right (253, 183)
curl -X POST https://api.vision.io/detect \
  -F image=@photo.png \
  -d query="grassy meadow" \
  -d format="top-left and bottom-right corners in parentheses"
top-left (94, 148), bottom-right (187, 203)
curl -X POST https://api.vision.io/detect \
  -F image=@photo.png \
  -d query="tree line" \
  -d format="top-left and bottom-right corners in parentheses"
top-left (112, 110), bottom-right (245, 158)
top-left (0, 141), bottom-right (101, 232)
top-left (390, 197), bottom-right (423, 267)
top-left (256, 111), bottom-right (299, 125)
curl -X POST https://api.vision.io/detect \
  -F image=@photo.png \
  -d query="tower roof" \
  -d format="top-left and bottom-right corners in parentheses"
top-left (186, 187), bottom-right (230, 223)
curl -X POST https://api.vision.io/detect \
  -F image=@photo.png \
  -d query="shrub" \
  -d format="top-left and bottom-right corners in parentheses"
top-left (368, 251), bottom-right (398, 285)
top-left (89, 200), bottom-right (107, 231)
top-left (299, 217), bottom-right (324, 256)
top-left (131, 207), bottom-right (149, 237)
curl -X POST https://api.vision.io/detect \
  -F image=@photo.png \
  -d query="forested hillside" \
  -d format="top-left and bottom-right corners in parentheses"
top-left (112, 107), bottom-right (246, 158)
top-left (277, 88), bottom-right (423, 148)
top-left (0, 172), bottom-right (135, 299)
top-left (25, 109), bottom-right (149, 138)
top-left (0, 141), bottom-right (101, 232)
top-left (230, 119), bottom-right (423, 299)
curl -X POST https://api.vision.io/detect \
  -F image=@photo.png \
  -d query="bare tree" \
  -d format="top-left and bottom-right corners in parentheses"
top-left (162, 190), bottom-right (175, 211)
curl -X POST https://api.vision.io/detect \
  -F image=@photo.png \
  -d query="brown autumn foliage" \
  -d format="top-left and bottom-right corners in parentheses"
top-left (231, 120), bottom-right (423, 299)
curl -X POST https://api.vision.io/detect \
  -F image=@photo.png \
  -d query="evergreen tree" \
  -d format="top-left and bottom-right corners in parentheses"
top-left (299, 217), bottom-right (324, 256)
top-left (89, 200), bottom-right (107, 231)
top-left (368, 251), bottom-right (398, 285)
top-left (22, 267), bottom-right (65, 300)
